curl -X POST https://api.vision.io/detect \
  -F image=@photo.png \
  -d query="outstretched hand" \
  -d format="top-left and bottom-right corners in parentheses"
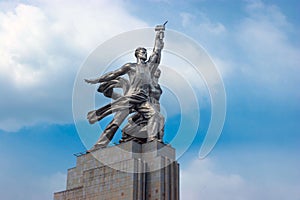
top-left (84, 78), bottom-right (99, 84)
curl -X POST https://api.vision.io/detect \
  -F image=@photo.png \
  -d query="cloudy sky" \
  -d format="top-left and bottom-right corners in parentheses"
top-left (0, 0), bottom-right (299, 199)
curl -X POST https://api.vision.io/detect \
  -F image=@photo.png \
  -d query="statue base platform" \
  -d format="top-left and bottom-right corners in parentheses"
top-left (53, 140), bottom-right (179, 200)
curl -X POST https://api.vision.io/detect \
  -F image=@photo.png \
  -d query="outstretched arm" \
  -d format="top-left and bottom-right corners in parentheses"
top-left (148, 22), bottom-right (167, 65)
top-left (85, 63), bottom-right (132, 84)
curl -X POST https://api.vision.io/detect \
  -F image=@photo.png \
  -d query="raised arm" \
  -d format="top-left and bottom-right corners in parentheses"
top-left (85, 63), bottom-right (132, 84)
top-left (148, 22), bottom-right (167, 65)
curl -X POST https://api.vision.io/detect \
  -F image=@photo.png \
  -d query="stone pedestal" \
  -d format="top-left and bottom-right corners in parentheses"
top-left (54, 140), bottom-right (179, 200)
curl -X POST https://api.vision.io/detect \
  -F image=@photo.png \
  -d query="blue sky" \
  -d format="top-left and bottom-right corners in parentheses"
top-left (0, 0), bottom-right (299, 199)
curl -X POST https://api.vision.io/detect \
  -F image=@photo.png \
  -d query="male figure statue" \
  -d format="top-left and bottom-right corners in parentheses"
top-left (85, 22), bottom-right (166, 151)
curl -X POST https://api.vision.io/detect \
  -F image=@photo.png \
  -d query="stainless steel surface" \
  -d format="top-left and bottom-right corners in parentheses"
top-left (85, 23), bottom-right (167, 151)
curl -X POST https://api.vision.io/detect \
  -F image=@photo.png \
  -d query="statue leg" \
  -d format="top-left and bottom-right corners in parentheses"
top-left (157, 114), bottom-right (165, 142)
top-left (91, 110), bottom-right (129, 150)
top-left (136, 101), bottom-right (161, 142)
top-left (120, 113), bottom-right (148, 143)
top-left (147, 113), bottom-right (160, 142)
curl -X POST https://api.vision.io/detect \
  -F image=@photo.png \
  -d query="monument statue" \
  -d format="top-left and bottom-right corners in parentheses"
top-left (85, 22), bottom-right (167, 152)
top-left (55, 22), bottom-right (180, 200)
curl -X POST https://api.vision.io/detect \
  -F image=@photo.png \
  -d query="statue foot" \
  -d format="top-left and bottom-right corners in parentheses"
top-left (147, 137), bottom-right (157, 143)
top-left (157, 139), bottom-right (163, 143)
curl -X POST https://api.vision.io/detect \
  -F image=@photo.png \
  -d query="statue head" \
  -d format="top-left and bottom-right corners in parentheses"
top-left (135, 47), bottom-right (147, 61)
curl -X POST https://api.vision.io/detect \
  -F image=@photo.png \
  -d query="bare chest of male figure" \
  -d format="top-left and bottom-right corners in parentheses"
top-left (129, 63), bottom-right (152, 92)
top-left (137, 63), bottom-right (152, 82)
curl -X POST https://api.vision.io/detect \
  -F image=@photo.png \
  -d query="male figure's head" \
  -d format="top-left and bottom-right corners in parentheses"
top-left (135, 47), bottom-right (147, 62)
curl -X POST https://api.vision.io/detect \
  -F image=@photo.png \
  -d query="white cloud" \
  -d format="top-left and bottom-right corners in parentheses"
top-left (178, 1), bottom-right (300, 103)
top-left (181, 159), bottom-right (247, 200)
top-left (2, 0), bottom-right (298, 132)
top-left (235, 1), bottom-right (300, 92)
top-left (0, 4), bottom-right (48, 87)
top-left (180, 12), bottom-right (195, 28)
top-left (0, 0), bottom-right (147, 131)
top-left (181, 158), bottom-right (300, 200)
top-left (180, 11), bottom-right (226, 36)
top-left (238, 1), bottom-right (297, 64)
top-left (179, 1), bottom-right (300, 98)
top-left (210, 56), bottom-right (234, 79)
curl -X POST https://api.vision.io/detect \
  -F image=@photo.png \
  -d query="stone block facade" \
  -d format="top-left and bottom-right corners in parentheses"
top-left (54, 140), bottom-right (179, 200)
